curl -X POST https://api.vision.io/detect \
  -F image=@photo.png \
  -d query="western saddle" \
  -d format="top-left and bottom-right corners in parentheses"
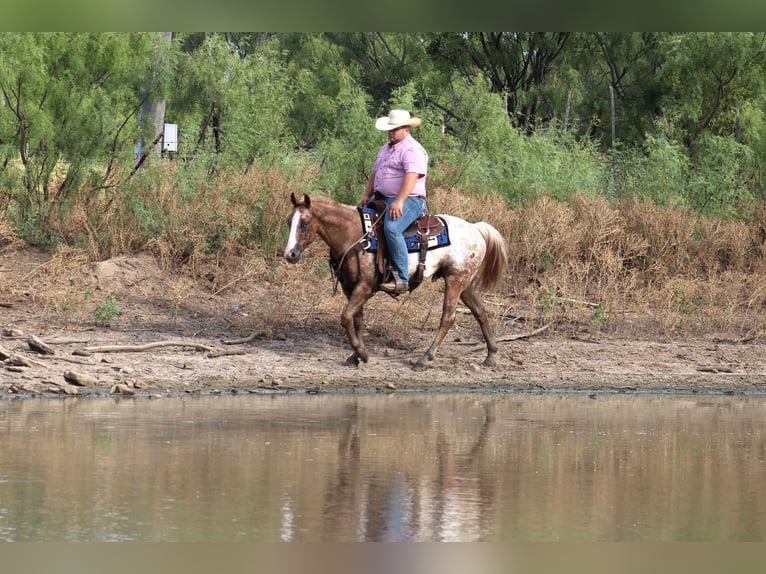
top-left (364, 199), bottom-right (445, 291)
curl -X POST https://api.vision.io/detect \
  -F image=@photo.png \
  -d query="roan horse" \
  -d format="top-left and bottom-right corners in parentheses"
top-left (283, 193), bottom-right (508, 369)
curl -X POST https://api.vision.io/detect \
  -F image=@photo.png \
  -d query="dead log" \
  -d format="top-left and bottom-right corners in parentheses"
top-left (28, 334), bottom-right (55, 355)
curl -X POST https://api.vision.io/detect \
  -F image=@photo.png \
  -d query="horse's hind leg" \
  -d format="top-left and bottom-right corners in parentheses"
top-left (459, 283), bottom-right (499, 366)
top-left (413, 278), bottom-right (464, 370)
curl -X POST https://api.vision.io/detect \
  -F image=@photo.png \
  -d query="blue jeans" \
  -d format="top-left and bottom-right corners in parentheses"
top-left (379, 195), bottom-right (426, 283)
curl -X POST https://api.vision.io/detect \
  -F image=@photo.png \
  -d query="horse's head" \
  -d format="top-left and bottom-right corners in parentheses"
top-left (283, 193), bottom-right (317, 263)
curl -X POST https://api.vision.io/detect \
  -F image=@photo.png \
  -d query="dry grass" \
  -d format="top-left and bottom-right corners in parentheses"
top-left (0, 214), bottom-right (23, 253)
top-left (7, 167), bottom-right (766, 339)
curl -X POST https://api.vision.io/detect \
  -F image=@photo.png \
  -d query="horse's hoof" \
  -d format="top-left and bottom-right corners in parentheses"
top-left (482, 356), bottom-right (497, 367)
top-left (412, 360), bottom-right (428, 371)
top-left (344, 351), bottom-right (369, 366)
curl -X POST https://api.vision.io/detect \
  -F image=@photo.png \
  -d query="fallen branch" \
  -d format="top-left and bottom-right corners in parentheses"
top-left (697, 365), bottom-right (735, 374)
top-left (44, 337), bottom-right (93, 345)
top-left (206, 349), bottom-right (250, 359)
top-left (21, 259), bottom-right (53, 281)
top-left (47, 354), bottom-right (100, 365)
top-left (81, 340), bottom-right (218, 353)
top-left (464, 322), bottom-right (553, 353)
top-left (712, 334), bottom-right (759, 344)
top-left (559, 297), bottom-right (600, 308)
top-left (222, 332), bottom-right (259, 345)
top-left (3, 352), bottom-right (48, 368)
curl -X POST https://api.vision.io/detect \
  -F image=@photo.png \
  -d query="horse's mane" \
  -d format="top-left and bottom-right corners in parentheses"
top-left (298, 195), bottom-right (356, 212)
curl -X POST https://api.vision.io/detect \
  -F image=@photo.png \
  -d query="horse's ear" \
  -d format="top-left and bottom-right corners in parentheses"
top-left (304, 194), bottom-right (311, 208)
top-left (290, 192), bottom-right (299, 206)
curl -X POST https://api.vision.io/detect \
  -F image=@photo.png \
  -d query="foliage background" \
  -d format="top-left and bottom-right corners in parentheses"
top-left (3, 32), bottom-right (766, 336)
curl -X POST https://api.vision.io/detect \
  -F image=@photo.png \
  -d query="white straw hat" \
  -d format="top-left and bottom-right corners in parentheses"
top-left (375, 109), bottom-right (422, 131)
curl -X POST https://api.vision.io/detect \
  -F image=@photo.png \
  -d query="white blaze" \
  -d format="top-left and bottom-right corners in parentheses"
top-left (283, 211), bottom-right (302, 259)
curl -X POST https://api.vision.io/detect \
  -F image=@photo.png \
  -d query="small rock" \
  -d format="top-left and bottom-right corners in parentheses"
top-left (112, 366), bottom-right (134, 375)
top-left (63, 370), bottom-right (98, 387)
top-left (110, 383), bottom-right (135, 395)
top-left (47, 381), bottom-right (79, 395)
top-left (2, 326), bottom-right (24, 338)
top-left (231, 304), bottom-right (249, 317)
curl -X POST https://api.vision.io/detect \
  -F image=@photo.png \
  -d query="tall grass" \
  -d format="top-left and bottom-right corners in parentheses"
top-left (4, 155), bottom-right (766, 337)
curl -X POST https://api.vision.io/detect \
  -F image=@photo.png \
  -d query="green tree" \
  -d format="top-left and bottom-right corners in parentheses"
top-left (658, 33), bottom-right (766, 158)
top-left (426, 32), bottom-right (571, 131)
top-left (0, 33), bottom-right (155, 236)
top-left (171, 33), bottom-right (294, 171)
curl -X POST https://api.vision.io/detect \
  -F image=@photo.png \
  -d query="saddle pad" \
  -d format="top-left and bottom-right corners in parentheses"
top-left (358, 207), bottom-right (451, 253)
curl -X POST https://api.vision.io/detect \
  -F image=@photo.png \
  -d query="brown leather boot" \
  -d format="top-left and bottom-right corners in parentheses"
top-left (379, 281), bottom-right (409, 294)
top-left (379, 269), bottom-right (408, 294)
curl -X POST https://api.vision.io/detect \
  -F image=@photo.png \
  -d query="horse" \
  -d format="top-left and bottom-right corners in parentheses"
top-left (283, 193), bottom-right (508, 370)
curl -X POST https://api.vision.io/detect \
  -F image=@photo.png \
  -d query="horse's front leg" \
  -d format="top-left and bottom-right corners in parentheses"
top-left (340, 289), bottom-right (372, 366)
top-left (414, 278), bottom-right (464, 370)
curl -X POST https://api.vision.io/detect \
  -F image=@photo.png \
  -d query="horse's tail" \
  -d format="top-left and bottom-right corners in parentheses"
top-left (474, 222), bottom-right (508, 291)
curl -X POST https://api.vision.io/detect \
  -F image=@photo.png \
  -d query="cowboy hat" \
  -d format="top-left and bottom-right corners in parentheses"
top-left (375, 109), bottom-right (422, 131)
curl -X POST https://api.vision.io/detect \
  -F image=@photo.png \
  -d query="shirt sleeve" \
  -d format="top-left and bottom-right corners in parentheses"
top-left (401, 145), bottom-right (428, 176)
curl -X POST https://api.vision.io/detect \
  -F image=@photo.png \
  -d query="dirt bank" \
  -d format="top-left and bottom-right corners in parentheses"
top-left (2, 247), bottom-right (766, 398)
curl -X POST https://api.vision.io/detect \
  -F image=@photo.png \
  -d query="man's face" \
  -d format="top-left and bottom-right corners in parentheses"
top-left (388, 125), bottom-right (409, 144)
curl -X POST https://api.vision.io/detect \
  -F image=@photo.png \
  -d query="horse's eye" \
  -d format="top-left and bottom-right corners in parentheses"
top-left (300, 219), bottom-right (309, 232)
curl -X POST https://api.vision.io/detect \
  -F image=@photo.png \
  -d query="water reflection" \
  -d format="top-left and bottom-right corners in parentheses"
top-left (0, 393), bottom-right (764, 541)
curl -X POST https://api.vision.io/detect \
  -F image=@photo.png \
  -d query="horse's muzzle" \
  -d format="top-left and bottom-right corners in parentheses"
top-left (284, 245), bottom-right (302, 264)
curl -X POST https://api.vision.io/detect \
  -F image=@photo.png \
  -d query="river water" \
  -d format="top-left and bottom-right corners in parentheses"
top-left (1, 392), bottom-right (764, 542)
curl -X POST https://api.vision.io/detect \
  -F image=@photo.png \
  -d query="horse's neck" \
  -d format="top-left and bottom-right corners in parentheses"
top-left (313, 201), bottom-right (362, 255)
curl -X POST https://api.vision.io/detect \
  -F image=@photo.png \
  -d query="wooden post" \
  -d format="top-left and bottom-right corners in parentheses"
top-left (609, 84), bottom-right (617, 198)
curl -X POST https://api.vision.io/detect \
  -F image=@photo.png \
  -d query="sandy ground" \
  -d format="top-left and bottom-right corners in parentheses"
top-left (2, 247), bottom-right (766, 398)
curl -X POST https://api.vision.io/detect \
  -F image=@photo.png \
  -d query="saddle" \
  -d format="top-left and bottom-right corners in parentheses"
top-left (363, 199), bottom-right (446, 290)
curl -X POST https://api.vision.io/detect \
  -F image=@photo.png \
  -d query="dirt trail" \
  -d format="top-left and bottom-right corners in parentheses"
top-left (2, 248), bottom-right (766, 397)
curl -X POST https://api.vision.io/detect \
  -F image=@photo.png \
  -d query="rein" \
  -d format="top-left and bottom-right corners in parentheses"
top-left (330, 205), bottom-right (387, 295)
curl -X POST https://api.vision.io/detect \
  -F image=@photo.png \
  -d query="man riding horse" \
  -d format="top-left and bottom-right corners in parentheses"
top-left (359, 110), bottom-right (428, 295)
